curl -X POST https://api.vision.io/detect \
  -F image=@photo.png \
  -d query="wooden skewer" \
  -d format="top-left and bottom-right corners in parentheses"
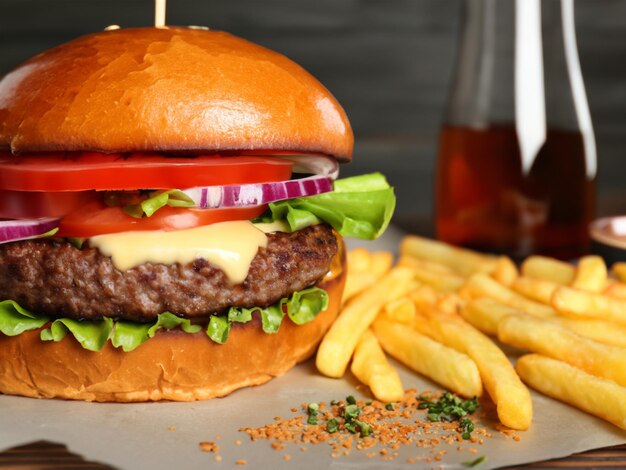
top-left (155, 0), bottom-right (166, 27)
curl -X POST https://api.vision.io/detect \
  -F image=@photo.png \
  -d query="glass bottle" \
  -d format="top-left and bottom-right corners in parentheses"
top-left (435, 0), bottom-right (596, 260)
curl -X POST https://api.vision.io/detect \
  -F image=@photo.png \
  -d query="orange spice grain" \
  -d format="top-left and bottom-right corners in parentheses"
top-left (283, 454), bottom-right (292, 461)
top-left (199, 442), bottom-right (219, 453)
top-left (291, 408), bottom-right (299, 413)
top-left (167, 426), bottom-right (176, 431)
top-left (513, 435), bottom-right (522, 442)
top-left (235, 440), bottom-right (242, 446)
top-left (215, 455), bottom-right (222, 462)
top-left (235, 459), bottom-right (247, 466)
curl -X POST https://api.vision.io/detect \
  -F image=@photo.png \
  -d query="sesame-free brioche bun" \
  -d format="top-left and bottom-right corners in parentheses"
top-left (0, 27), bottom-right (353, 160)
top-left (0, 246), bottom-right (345, 402)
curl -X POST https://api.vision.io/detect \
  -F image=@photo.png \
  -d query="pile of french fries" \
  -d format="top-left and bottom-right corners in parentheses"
top-left (316, 236), bottom-right (626, 431)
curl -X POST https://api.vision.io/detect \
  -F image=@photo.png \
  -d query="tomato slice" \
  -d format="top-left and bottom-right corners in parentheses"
top-left (56, 201), bottom-right (267, 238)
top-left (0, 190), bottom-right (101, 219)
top-left (0, 152), bottom-right (293, 191)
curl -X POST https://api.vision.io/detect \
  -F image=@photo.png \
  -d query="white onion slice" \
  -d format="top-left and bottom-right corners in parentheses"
top-left (0, 217), bottom-right (60, 244)
top-left (182, 155), bottom-right (339, 209)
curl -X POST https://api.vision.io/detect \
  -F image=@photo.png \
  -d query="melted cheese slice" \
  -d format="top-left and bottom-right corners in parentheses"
top-left (90, 221), bottom-right (268, 284)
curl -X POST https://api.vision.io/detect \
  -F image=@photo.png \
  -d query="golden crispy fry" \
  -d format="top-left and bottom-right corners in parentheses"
top-left (342, 250), bottom-right (394, 304)
top-left (604, 280), bottom-right (626, 300)
top-left (491, 256), bottom-right (518, 287)
top-left (351, 329), bottom-right (404, 402)
top-left (459, 298), bottom-right (524, 336)
top-left (521, 255), bottom-right (575, 285)
top-left (516, 354), bottom-right (626, 430)
top-left (317, 267), bottom-right (415, 378)
top-left (400, 235), bottom-right (497, 277)
top-left (551, 317), bottom-right (626, 349)
top-left (552, 286), bottom-right (626, 325)
top-left (571, 256), bottom-right (607, 293)
top-left (408, 285), bottom-right (439, 307)
top-left (464, 273), bottom-right (556, 317)
top-left (397, 255), bottom-right (465, 292)
top-left (613, 262), bottom-right (626, 283)
top-left (384, 297), bottom-right (416, 324)
top-left (396, 255), bottom-right (455, 275)
top-left (511, 276), bottom-right (559, 305)
top-left (498, 314), bottom-right (626, 387)
top-left (373, 316), bottom-right (482, 398)
top-left (346, 247), bottom-right (372, 272)
top-left (436, 293), bottom-right (466, 316)
top-left (425, 311), bottom-right (532, 430)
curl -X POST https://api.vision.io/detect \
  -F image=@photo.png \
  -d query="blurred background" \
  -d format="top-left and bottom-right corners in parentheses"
top-left (1, 0), bottom-right (625, 232)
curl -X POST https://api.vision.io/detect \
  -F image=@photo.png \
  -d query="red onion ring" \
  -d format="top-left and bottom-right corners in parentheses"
top-left (0, 217), bottom-right (60, 244)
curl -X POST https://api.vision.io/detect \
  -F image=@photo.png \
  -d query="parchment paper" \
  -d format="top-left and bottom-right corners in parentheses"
top-left (1, 226), bottom-right (625, 469)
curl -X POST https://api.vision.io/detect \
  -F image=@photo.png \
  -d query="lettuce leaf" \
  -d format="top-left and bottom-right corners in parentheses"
top-left (124, 190), bottom-right (195, 218)
top-left (0, 300), bottom-right (49, 336)
top-left (112, 312), bottom-right (201, 352)
top-left (41, 318), bottom-right (113, 352)
top-left (1, 287), bottom-right (329, 352)
top-left (265, 173), bottom-right (395, 240)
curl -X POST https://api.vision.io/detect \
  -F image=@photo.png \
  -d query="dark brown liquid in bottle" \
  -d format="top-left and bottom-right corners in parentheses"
top-left (435, 125), bottom-right (595, 260)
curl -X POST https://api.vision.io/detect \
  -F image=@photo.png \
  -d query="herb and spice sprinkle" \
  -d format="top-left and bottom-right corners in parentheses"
top-left (237, 389), bottom-right (498, 464)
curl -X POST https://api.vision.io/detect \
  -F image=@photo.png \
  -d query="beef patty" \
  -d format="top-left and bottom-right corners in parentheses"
top-left (0, 224), bottom-right (337, 322)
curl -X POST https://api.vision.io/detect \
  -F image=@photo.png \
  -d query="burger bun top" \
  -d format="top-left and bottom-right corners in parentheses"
top-left (0, 27), bottom-right (353, 160)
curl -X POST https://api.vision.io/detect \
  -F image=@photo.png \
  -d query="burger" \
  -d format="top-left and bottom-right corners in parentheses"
top-left (0, 27), bottom-right (394, 401)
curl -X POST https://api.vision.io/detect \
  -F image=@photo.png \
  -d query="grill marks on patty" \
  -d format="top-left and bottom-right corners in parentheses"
top-left (0, 224), bottom-right (337, 322)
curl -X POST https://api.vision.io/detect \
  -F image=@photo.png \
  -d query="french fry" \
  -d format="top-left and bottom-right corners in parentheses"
top-left (491, 256), bottom-right (518, 286)
top-left (346, 247), bottom-right (372, 272)
top-left (464, 273), bottom-right (556, 317)
top-left (396, 255), bottom-right (456, 275)
top-left (613, 262), bottom-right (626, 283)
top-left (604, 280), bottom-right (626, 300)
top-left (521, 255), bottom-right (575, 285)
top-left (400, 235), bottom-right (497, 277)
top-left (342, 250), bottom-right (394, 303)
top-left (551, 317), bottom-right (626, 349)
top-left (373, 316), bottom-right (483, 398)
top-left (351, 329), bottom-right (404, 402)
top-left (316, 267), bottom-right (415, 378)
top-left (384, 297), bottom-right (416, 324)
top-left (435, 292), bottom-right (466, 316)
top-left (516, 354), bottom-right (626, 430)
top-left (407, 285), bottom-right (439, 307)
top-left (571, 255), bottom-right (607, 293)
top-left (398, 255), bottom-right (465, 292)
top-left (425, 311), bottom-right (532, 430)
top-left (498, 314), bottom-right (626, 387)
top-left (511, 276), bottom-right (559, 305)
top-left (459, 298), bottom-right (524, 336)
top-left (552, 286), bottom-right (626, 325)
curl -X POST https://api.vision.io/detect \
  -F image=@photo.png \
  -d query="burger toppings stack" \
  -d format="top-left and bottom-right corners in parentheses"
top-left (0, 27), bottom-right (394, 402)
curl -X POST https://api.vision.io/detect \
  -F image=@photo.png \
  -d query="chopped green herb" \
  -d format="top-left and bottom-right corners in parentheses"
top-left (365, 400), bottom-right (372, 406)
top-left (344, 421), bottom-right (357, 434)
top-left (385, 403), bottom-right (394, 411)
top-left (307, 403), bottom-right (319, 425)
top-left (326, 418), bottom-right (339, 433)
top-left (356, 420), bottom-right (372, 437)
top-left (460, 418), bottom-right (474, 440)
top-left (463, 455), bottom-right (487, 467)
top-left (344, 404), bottom-right (360, 420)
top-left (419, 392), bottom-right (479, 439)
top-left (330, 400), bottom-right (339, 406)
top-left (346, 395), bottom-right (356, 405)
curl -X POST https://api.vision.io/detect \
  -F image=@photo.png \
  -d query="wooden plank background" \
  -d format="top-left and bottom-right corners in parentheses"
top-left (1, 0), bottom-right (625, 221)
